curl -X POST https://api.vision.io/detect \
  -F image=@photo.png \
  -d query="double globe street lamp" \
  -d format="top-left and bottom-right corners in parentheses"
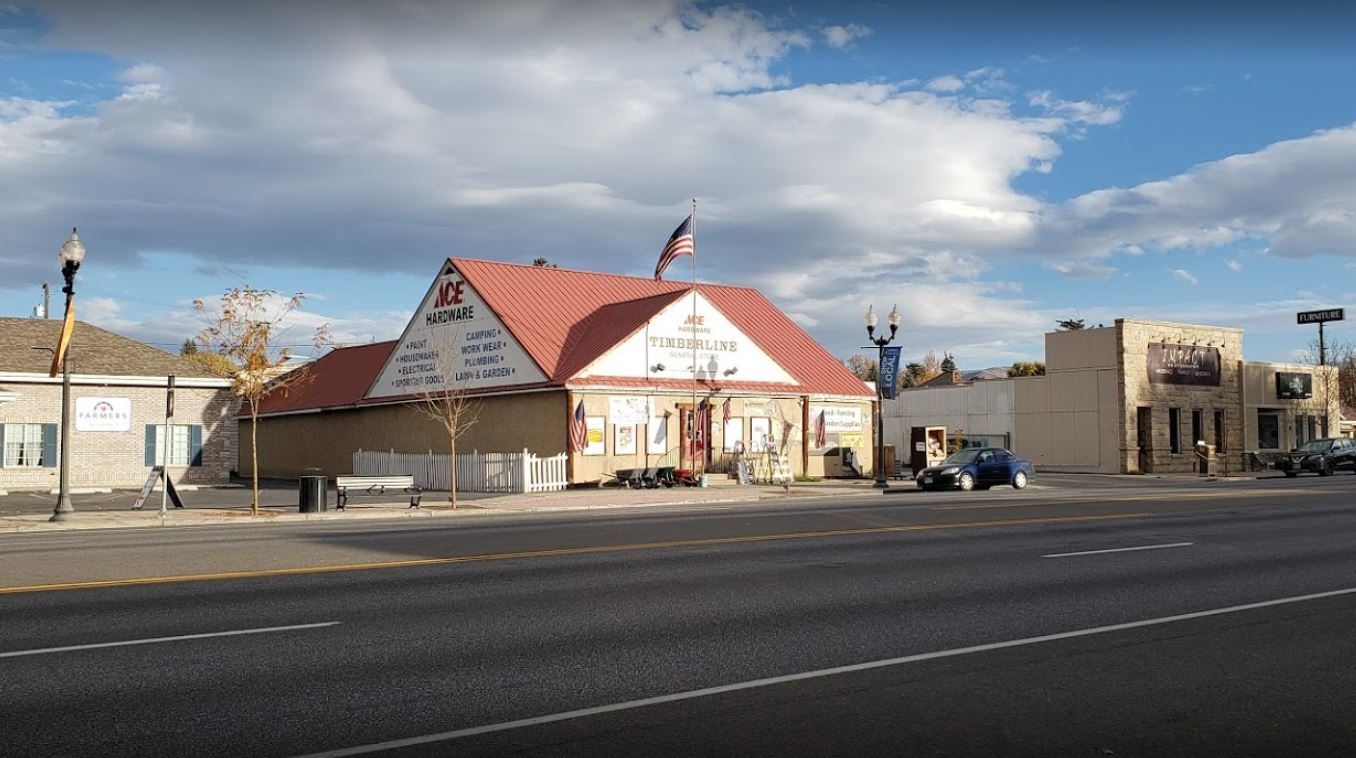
top-left (52, 228), bottom-right (86, 521)
top-left (865, 304), bottom-right (901, 488)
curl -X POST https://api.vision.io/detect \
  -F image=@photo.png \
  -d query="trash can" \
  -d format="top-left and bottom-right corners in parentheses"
top-left (298, 475), bottom-right (328, 512)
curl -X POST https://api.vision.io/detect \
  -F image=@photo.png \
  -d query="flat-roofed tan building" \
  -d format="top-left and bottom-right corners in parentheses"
top-left (885, 318), bottom-right (1338, 474)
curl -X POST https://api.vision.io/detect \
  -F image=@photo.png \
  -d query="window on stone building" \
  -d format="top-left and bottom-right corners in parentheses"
top-left (1, 423), bottom-right (55, 468)
top-left (1191, 409), bottom-right (1203, 447)
top-left (1214, 410), bottom-right (1224, 452)
top-left (1169, 408), bottom-right (1181, 454)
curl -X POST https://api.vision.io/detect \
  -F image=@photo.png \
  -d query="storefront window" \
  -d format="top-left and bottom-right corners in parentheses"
top-left (1191, 409), bottom-right (1203, 447)
top-left (1257, 411), bottom-right (1280, 450)
top-left (1214, 411), bottom-right (1224, 452)
top-left (1169, 408), bottom-right (1181, 454)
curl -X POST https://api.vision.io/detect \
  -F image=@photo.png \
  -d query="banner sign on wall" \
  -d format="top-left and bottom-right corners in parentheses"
top-left (609, 396), bottom-right (650, 425)
top-left (1276, 372), bottom-right (1313, 399)
top-left (75, 397), bottom-right (131, 432)
top-left (1147, 344), bottom-right (1221, 386)
top-left (811, 406), bottom-right (863, 432)
top-left (878, 347), bottom-right (902, 400)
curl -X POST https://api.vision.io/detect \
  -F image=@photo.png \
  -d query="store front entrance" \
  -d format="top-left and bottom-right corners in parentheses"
top-left (677, 403), bottom-right (709, 473)
top-left (1137, 406), bottom-right (1153, 473)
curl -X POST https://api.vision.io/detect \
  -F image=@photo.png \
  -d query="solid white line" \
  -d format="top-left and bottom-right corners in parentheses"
top-left (1043, 542), bottom-right (1194, 558)
top-left (0, 622), bottom-right (340, 659)
top-left (294, 586), bottom-right (1356, 758)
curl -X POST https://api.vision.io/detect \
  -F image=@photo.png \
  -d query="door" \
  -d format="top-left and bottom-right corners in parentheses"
top-left (1136, 407), bottom-right (1153, 473)
top-left (975, 449), bottom-right (1005, 485)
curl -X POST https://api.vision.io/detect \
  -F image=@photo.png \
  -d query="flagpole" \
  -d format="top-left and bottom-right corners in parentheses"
top-left (691, 197), bottom-right (699, 479)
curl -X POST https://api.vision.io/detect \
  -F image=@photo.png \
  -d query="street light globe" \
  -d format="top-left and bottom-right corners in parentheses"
top-left (59, 228), bottom-right (86, 265)
top-left (887, 305), bottom-right (901, 329)
top-left (864, 305), bottom-right (878, 329)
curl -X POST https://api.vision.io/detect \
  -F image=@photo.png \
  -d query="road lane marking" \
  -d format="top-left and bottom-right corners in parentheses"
top-left (0, 511), bottom-right (1150, 595)
top-left (294, 586), bottom-right (1356, 757)
top-left (930, 488), bottom-right (1323, 511)
top-left (0, 622), bottom-right (340, 659)
top-left (1043, 542), bottom-right (1194, 558)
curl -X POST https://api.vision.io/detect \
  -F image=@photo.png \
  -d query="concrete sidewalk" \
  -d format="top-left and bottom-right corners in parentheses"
top-left (0, 479), bottom-right (884, 533)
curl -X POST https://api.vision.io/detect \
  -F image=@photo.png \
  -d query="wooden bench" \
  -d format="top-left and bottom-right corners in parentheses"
top-left (334, 475), bottom-right (423, 510)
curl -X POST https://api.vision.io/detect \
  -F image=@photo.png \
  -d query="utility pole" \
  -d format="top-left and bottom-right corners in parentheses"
top-left (1297, 308), bottom-right (1345, 437)
top-left (43, 282), bottom-right (50, 319)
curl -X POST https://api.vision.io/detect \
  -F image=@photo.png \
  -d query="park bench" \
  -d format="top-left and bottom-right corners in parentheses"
top-left (334, 475), bottom-right (423, 510)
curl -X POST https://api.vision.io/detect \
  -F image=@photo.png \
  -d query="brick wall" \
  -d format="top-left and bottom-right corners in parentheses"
top-left (0, 381), bottom-right (237, 490)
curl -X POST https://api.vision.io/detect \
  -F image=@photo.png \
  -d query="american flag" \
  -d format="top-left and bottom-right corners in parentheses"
top-left (696, 399), bottom-right (710, 449)
top-left (654, 214), bottom-right (694, 280)
top-left (814, 410), bottom-right (827, 448)
top-left (569, 399), bottom-right (587, 452)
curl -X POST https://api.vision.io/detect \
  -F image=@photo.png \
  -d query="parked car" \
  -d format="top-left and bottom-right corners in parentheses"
top-left (916, 447), bottom-right (1034, 491)
top-left (1277, 438), bottom-right (1356, 477)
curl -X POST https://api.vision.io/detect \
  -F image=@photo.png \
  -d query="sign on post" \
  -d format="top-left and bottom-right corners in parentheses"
top-left (1297, 308), bottom-right (1344, 324)
top-left (879, 346), bottom-right (902, 400)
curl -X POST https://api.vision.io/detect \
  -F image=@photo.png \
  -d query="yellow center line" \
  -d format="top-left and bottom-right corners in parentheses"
top-left (0, 511), bottom-right (1151, 596)
top-left (932, 488), bottom-right (1331, 511)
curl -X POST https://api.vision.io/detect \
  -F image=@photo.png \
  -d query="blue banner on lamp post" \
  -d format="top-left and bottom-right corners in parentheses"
top-left (879, 346), bottom-right (902, 400)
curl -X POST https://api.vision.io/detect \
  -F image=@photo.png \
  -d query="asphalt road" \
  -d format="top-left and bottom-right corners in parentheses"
top-left (3, 477), bottom-right (1355, 757)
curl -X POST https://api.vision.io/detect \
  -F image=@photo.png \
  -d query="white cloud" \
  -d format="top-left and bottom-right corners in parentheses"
top-left (1036, 124), bottom-right (1356, 260)
top-left (822, 23), bottom-right (871, 49)
top-left (1171, 268), bottom-right (1199, 285)
top-left (1044, 260), bottom-right (1116, 279)
top-left (1182, 84), bottom-right (1213, 93)
top-left (0, 0), bottom-right (1134, 360)
top-left (1224, 258), bottom-right (1242, 272)
top-left (925, 75), bottom-right (965, 93)
top-left (1027, 90), bottom-right (1125, 126)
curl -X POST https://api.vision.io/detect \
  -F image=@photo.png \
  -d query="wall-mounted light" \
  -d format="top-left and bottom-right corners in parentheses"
top-left (650, 363), bottom-right (665, 372)
top-left (723, 367), bottom-right (739, 377)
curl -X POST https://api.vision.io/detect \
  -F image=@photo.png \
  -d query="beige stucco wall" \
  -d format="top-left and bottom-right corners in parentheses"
top-left (0, 380), bottom-right (236, 489)
top-left (1117, 319), bottom-right (1245, 474)
top-left (1241, 361), bottom-right (1340, 452)
top-left (242, 390), bottom-right (564, 479)
top-left (1012, 369), bottom-right (1120, 473)
top-left (566, 392), bottom-right (873, 483)
top-left (1046, 326), bottom-right (1118, 371)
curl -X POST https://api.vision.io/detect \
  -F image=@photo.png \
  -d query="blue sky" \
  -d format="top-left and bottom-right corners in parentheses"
top-left (2, 0), bottom-right (1355, 367)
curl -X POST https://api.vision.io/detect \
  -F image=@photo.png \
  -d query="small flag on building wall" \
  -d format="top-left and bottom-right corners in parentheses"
top-left (814, 410), bottom-right (827, 448)
top-left (654, 214), bottom-right (694, 280)
top-left (721, 397), bottom-right (731, 426)
top-left (569, 399), bottom-right (587, 452)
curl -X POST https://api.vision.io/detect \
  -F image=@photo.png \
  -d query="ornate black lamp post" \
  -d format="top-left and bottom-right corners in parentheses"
top-left (865, 304), bottom-right (901, 488)
top-left (51, 228), bottom-right (86, 522)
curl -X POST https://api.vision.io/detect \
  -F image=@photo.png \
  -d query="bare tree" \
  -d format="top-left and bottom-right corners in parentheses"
top-left (412, 340), bottom-right (482, 509)
top-left (844, 353), bottom-right (878, 381)
top-left (1057, 318), bottom-right (1086, 331)
top-left (195, 286), bottom-right (329, 515)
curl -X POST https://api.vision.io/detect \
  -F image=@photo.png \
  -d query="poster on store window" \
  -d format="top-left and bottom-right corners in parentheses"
top-left (584, 416), bottom-right (606, 455)
top-left (1276, 372), bottom-right (1313, 399)
top-left (614, 424), bottom-right (637, 455)
top-left (647, 416), bottom-right (668, 455)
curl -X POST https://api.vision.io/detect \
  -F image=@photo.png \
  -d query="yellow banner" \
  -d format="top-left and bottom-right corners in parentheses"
top-left (50, 300), bottom-right (75, 377)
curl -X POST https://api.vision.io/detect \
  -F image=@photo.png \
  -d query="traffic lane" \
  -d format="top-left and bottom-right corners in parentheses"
top-left (0, 482), bottom-right (488, 516)
top-left (5, 479), bottom-right (1354, 588)
top-left (4, 509), bottom-right (1356, 756)
top-left (427, 593), bottom-right (1356, 758)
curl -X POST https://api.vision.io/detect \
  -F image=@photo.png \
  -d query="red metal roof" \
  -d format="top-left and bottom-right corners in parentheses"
top-left (257, 259), bottom-right (870, 415)
top-left (253, 340), bottom-right (396, 415)
top-left (454, 258), bottom-right (871, 398)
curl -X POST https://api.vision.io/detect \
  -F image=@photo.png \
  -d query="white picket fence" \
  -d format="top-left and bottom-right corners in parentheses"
top-left (352, 448), bottom-right (569, 494)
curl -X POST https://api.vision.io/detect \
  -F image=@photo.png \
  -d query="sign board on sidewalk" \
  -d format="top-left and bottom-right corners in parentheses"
top-left (132, 466), bottom-right (185, 510)
top-left (1297, 308), bottom-right (1344, 324)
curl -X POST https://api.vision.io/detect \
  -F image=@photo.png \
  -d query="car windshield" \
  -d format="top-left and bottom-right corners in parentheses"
top-left (1296, 440), bottom-right (1333, 453)
top-left (943, 450), bottom-right (982, 464)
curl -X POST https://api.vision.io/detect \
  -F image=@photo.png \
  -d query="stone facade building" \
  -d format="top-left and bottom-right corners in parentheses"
top-left (885, 318), bottom-right (1338, 474)
top-left (0, 318), bottom-right (236, 492)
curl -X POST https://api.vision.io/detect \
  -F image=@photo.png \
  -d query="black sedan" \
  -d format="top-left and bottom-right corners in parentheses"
top-left (1277, 438), bottom-right (1356, 477)
top-left (916, 447), bottom-right (1034, 491)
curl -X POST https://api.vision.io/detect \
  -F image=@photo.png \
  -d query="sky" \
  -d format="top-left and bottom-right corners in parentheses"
top-left (3, 0), bottom-right (1356, 369)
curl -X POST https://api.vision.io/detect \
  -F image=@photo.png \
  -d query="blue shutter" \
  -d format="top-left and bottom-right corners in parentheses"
top-left (145, 424), bottom-right (157, 467)
top-left (190, 425), bottom-right (203, 467)
top-left (0, 424), bottom-right (6, 468)
top-left (42, 424), bottom-right (58, 468)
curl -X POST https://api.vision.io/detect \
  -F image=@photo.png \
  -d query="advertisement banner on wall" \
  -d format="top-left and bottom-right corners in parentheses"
top-left (1147, 344), bottom-right (1221, 386)
top-left (812, 406), bottom-right (863, 432)
top-left (878, 347), bottom-right (901, 400)
top-left (609, 396), bottom-right (650, 425)
top-left (1276, 372), bottom-right (1313, 399)
top-left (75, 397), bottom-right (132, 432)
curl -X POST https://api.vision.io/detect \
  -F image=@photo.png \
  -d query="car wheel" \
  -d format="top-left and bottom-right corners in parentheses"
top-left (1013, 470), bottom-right (1029, 490)
top-left (958, 472), bottom-right (975, 491)
top-left (1322, 459), bottom-right (1335, 476)
top-left (1285, 471), bottom-right (1298, 478)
